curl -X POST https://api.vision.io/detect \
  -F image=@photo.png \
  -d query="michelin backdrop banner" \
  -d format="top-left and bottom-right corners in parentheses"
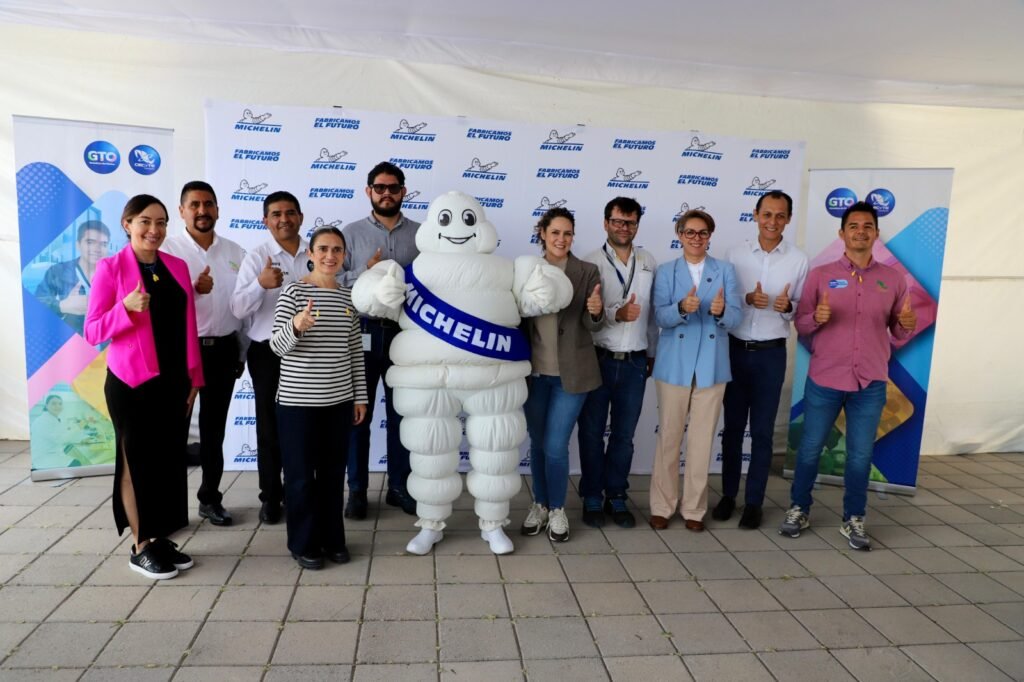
top-left (206, 100), bottom-right (805, 474)
top-left (14, 116), bottom-right (173, 481)
top-left (786, 168), bottom-right (953, 494)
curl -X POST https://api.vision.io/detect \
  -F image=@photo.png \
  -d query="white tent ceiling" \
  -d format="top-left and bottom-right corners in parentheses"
top-left (0, 0), bottom-right (1022, 110)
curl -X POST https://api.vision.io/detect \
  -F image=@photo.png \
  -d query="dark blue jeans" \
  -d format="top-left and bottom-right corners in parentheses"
top-left (790, 377), bottom-right (887, 520)
top-left (524, 374), bottom-right (587, 510)
top-left (247, 340), bottom-right (283, 505)
top-left (577, 350), bottom-right (647, 503)
top-left (346, 319), bottom-right (410, 494)
top-left (721, 338), bottom-right (786, 507)
top-left (278, 401), bottom-right (352, 557)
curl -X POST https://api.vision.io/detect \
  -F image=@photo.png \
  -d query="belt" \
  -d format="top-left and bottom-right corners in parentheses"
top-left (596, 347), bottom-right (646, 361)
top-left (362, 317), bottom-right (400, 329)
top-left (200, 333), bottom-right (237, 347)
top-left (730, 337), bottom-right (786, 351)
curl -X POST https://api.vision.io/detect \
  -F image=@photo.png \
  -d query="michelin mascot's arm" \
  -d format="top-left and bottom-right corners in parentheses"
top-left (512, 255), bottom-right (573, 317)
top-left (351, 260), bottom-right (406, 320)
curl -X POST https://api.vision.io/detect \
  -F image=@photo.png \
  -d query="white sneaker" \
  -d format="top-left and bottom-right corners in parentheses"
top-left (548, 507), bottom-right (569, 542)
top-left (520, 503), bottom-right (549, 536)
top-left (481, 528), bottom-right (514, 554)
top-left (405, 528), bottom-right (443, 555)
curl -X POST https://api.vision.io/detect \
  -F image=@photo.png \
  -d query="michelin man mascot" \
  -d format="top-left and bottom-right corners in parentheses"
top-left (352, 191), bottom-right (572, 555)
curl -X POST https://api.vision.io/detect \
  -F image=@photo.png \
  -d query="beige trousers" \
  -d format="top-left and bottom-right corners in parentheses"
top-left (650, 379), bottom-right (727, 521)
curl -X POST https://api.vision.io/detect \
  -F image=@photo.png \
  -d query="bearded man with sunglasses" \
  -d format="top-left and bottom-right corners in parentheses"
top-left (340, 161), bottom-right (421, 519)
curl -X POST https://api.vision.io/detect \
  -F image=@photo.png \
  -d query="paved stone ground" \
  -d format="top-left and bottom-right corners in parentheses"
top-left (1, 439), bottom-right (1023, 681)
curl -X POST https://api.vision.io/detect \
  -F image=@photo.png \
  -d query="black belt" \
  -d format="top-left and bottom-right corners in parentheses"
top-left (200, 333), bottom-right (237, 347)
top-left (730, 336), bottom-right (786, 351)
top-left (596, 348), bottom-right (646, 361)
top-left (362, 317), bottom-right (400, 330)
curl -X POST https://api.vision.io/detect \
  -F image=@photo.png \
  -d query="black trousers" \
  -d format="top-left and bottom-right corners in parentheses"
top-left (247, 340), bottom-right (284, 505)
top-left (278, 401), bottom-right (352, 557)
top-left (195, 334), bottom-right (240, 505)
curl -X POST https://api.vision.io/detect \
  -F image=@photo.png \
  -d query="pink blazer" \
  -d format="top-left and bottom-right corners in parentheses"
top-left (84, 245), bottom-right (204, 389)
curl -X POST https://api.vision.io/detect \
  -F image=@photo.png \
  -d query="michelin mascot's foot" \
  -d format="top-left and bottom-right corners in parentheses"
top-left (481, 528), bottom-right (514, 555)
top-left (406, 528), bottom-right (444, 555)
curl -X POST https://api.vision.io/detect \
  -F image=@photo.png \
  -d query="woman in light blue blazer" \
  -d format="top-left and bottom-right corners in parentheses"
top-left (649, 210), bottom-right (741, 532)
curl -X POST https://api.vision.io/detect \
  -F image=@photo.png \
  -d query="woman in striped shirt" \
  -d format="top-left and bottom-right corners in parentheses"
top-left (271, 226), bottom-right (368, 570)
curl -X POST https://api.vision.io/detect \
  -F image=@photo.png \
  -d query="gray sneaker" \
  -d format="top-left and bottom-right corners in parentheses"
top-left (840, 516), bottom-right (872, 551)
top-left (779, 506), bottom-right (810, 538)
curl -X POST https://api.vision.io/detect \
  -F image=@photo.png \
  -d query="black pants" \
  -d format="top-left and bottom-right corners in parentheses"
top-left (278, 401), bottom-right (352, 557)
top-left (247, 340), bottom-right (284, 505)
top-left (195, 334), bottom-right (240, 505)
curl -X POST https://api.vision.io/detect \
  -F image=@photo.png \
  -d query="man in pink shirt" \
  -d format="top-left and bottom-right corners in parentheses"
top-left (779, 202), bottom-right (916, 550)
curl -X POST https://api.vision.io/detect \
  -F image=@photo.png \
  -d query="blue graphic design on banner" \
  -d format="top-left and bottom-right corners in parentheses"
top-left (404, 264), bottom-right (530, 361)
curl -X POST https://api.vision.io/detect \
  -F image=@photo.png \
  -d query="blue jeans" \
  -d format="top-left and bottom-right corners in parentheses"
top-left (577, 350), bottom-right (647, 503)
top-left (721, 339), bottom-right (786, 506)
top-left (790, 377), bottom-right (887, 519)
top-left (346, 319), bottom-right (410, 494)
top-left (524, 374), bottom-right (587, 510)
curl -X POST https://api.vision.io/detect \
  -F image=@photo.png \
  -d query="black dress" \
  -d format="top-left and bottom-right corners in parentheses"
top-left (105, 257), bottom-right (190, 540)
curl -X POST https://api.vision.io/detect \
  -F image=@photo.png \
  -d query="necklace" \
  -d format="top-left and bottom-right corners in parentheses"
top-left (139, 260), bottom-right (160, 282)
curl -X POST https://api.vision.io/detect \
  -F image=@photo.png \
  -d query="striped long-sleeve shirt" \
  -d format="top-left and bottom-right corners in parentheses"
top-left (270, 281), bottom-right (368, 407)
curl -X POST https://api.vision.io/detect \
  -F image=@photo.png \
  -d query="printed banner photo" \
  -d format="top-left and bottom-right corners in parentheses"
top-left (786, 168), bottom-right (953, 494)
top-left (15, 115), bottom-right (174, 481)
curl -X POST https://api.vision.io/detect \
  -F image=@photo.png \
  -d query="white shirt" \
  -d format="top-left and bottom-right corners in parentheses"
top-left (725, 238), bottom-right (809, 342)
top-left (584, 244), bottom-right (659, 355)
top-left (231, 237), bottom-right (311, 342)
top-left (162, 231), bottom-right (247, 338)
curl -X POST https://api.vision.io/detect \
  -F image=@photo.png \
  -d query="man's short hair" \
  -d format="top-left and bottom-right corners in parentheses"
top-left (841, 201), bottom-right (878, 229)
top-left (181, 181), bottom-right (218, 205)
top-left (675, 209), bottom-right (716, 234)
top-left (263, 191), bottom-right (302, 217)
top-left (755, 190), bottom-right (793, 216)
top-left (604, 196), bottom-right (642, 221)
top-left (77, 220), bottom-right (110, 241)
top-left (367, 161), bottom-right (405, 187)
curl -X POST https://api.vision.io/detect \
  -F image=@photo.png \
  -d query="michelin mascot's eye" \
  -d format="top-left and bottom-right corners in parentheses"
top-left (438, 210), bottom-right (452, 227)
top-left (462, 210), bottom-right (477, 227)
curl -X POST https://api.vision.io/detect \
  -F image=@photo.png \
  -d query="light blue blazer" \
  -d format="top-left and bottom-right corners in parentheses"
top-left (652, 255), bottom-right (742, 389)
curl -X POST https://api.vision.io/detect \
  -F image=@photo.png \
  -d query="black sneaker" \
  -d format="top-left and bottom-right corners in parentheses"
top-left (260, 500), bottom-right (283, 524)
top-left (385, 489), bottom-right (417, 516)
top-left (130, 544), bottom-right (178, 580)
top-left (198, 502), bottom-right (233, 526)
top-left (604, 498), bottom-right (636, 528)
top-left (581, 499), bottom-right (604, 528)
top-left (711, 496), bottom-right (735, 521)
top-left (344, 490), bottom-right (368, 520)
top-left (149, 538), bottom-right (194, 570)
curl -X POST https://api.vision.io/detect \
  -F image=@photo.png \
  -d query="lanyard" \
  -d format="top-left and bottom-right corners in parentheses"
top-left (74, 263), bottom-right (92, 293)
top-left (602, 244), bottom-right (636, 299)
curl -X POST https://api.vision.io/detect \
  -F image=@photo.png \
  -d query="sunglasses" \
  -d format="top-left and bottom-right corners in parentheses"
top-left (370, 183), bottom-right (403, 195)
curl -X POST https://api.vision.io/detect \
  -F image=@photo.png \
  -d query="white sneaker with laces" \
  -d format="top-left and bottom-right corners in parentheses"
top-left (547, 507), bottom-right (569, 542)
top-left (521, 503), bottom-right (549, 536)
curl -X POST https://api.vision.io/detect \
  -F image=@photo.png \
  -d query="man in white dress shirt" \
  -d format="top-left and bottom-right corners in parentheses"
top-left (714, 190), bottom-right (808, 529)
top-left (163, 181), bottom-right (246, 526)
top-left (577, 197), bottom-right (659, 529)
top-left (230, 191), bottom-right (310, 524)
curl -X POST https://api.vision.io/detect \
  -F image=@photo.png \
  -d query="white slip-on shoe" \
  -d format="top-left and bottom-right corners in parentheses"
top-left (405, 528), bottom-right (444, 555)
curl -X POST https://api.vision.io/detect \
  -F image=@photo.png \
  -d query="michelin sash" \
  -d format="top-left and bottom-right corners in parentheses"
top-left (404, 264), bottom-right (530, 361)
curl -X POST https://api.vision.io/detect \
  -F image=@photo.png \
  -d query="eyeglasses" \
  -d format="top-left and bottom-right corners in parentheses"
top-left (607, 218), bottom-right (639, 230)
top-left (370, 183), bottom-right (403, 195)
top-left (680, 229), bottom-right (711, 239)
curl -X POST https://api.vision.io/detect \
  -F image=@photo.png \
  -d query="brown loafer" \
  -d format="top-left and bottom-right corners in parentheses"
top-left (684, 519), bottom-right (705, 532)
top-left (648, 515), bottom-right (670, 530)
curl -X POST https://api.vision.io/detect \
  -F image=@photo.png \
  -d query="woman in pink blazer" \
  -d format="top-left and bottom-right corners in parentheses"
top-left (85, 194), bottom-right (204, 580)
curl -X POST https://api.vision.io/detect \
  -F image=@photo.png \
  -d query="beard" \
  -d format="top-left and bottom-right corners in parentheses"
top-left (371, 197), bottom-right (402, 218)
top-left (190, 216), bottom-right (217, 233)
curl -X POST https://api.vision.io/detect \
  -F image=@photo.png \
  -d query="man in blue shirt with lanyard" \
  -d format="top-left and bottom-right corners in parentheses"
top-left (578, 197), bottom-right (658, 528)
top-left (35, 220), bottom-right (111, 337)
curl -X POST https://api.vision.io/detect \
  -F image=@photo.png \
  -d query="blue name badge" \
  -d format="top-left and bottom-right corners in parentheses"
top-left (828, 279), bottom-right (849, 289)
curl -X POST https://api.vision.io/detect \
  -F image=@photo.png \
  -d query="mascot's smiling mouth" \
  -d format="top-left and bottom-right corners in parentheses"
top-left (439, 233), bottom-right (476, 245)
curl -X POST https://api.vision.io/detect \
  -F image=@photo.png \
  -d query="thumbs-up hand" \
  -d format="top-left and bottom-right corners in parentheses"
top-left (748, 281), bottom-right (769, 309)
top-left (616, 292), bottom-right (641, 322)
top-left (258, 256), bottom-right (283, 290)
top-left (366, 247), bottom-right (383, 270)
top-left (293, 298), bottom-right (316, 334)
top-left (375, 261), bottom-right (407, 308)
top-left (195, 265), bottom-right (214, 294)
top-left (122, 280), bottom-right (150, 312)
top-left (710, 287), bottom-right (725, 317)
top-left (586, 283), bottom-right (604, 317)
top-left (814, 289), bottom-right (831, 325)
top-left (680, 285), bottom-right (700, 314)
top-left (897, 295), bottom-right (917, 331)
top-left (773, 283), bottom-right (792, 313)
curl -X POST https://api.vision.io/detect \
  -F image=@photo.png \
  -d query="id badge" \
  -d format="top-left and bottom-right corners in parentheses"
top-left (361, 333), bottom-right (371, 352)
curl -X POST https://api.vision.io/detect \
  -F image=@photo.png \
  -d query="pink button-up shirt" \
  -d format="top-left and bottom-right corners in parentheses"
top-left (795, 255), bottom-right (911, 391)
